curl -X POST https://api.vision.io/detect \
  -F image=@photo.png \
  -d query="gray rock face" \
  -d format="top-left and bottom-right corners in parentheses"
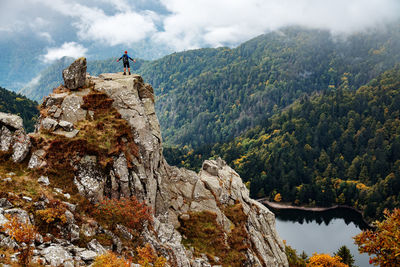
top-left (0, 198), bottom-right (13, 209)
top-left (40, 117), bottom-right (58, 131)
top-left (0, 113), bottom-right (31, 163)
top-left (12, 130), bottom-right (31, 163)
top-left (26, 72), bottom-right (288, 266)
top-left (59, 120), bottom-right (74, 132)
top-left (60, 94), bottom-right (87, 124)
top-left (0, 125), bottom-right (13, 151)
top-left (45, 92), bottom-right (69, 107)
top-left (87, 239), bottom-right (106, 255)
top-left (42, 245), bottom-right (73, 266)
top-left (73, 156), bottom-right (105, 203)
top-left (38, 176), bottom-right (50, 186)
top-left (0, 212), bottom-right (9, 226)
top-left (0, 112), bottom-right (23, 130)
top-left (62, 57), bottom-right (87, 90)
top-left (28, 149), bottom-right (46, 169)
top-left (78, 249), bottom-right (98, 261)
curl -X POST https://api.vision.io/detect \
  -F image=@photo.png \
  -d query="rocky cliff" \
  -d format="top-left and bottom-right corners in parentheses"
top-left (0, 59), bottom-right (288, 266)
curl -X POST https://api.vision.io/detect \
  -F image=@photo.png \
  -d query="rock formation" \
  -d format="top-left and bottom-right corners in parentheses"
top-left (0, 112), bottom-right (31, 163)
top-left (62, 57), bottom-right (87, 90)
top-left (0, 60), bottom-right (288, 266)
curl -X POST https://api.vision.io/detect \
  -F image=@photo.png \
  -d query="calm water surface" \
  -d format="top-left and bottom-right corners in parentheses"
top-left (269, 207), bottom-right (372, 267)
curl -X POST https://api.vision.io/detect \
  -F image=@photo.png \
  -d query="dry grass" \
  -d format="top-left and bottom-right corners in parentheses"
top-left (178, 207), bottom-right (250, 266)
top-left (52, 85), bottom-right (70, 94)
top-left (29, 90), bottom-right (140, 195)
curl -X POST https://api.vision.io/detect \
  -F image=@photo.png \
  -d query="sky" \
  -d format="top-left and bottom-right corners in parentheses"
top-left (1, 0), bottom-right (400, 62)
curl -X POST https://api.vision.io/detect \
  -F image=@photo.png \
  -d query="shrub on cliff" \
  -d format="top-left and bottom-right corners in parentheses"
top-left (1, 215), bottom-right (38, 266)
top-left (93, 196), bottom-right (152, 235)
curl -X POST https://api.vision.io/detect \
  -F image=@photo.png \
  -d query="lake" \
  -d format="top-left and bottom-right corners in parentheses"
top-left (267, 206), bottom-right (372, 267)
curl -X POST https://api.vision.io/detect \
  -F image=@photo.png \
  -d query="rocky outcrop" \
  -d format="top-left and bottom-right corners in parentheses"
top-left (0, 112), bottom-right (31, 163)
top-left (62, 57), bottom-right (87, 90)
top-left (1, 61), bottom-right (288, 266)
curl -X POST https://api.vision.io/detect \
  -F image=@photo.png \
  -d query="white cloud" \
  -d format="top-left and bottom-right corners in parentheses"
top-left (36, 0), bottom-right (157, 46)
top-left (156, 0), bottom-right (400, 50)
top-left (5, 0), bottom-right (400, 53)
top-left (75, 11), bottom-right (157, 46)
top-left (43, 42), bottom-right (87, 62)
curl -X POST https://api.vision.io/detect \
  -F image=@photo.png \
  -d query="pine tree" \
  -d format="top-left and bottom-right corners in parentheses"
top-left (334, 245), bottom-right (355, 267)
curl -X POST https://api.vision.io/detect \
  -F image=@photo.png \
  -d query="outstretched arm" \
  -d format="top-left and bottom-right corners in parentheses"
top-left (129, 56), bottom-right (136, 62)
top-left (117, 56), bottom-right (123, 62)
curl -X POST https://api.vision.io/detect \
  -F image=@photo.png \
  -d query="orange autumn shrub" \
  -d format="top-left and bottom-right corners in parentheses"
top-left (136, 243), bottom-right (167, 267)
top-left (354, 208), bottom-right (400, 266)
top-left (35, 199), bottom-right (67, 225)
top-left (307, 253), bottom-right (349, 267)
top-left (93, 196), bottom-right (152, 233)
top-left (92, 251), bottom-right (130, 267)
top-left (2, 215), bottom-right (38, 266)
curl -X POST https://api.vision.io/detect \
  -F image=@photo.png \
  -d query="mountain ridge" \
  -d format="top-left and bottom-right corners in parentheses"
top-left (20, 25), bottom-right (400, 148)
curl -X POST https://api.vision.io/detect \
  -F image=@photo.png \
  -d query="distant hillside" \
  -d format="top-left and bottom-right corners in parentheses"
top-left (0, 86), bottom-right (38, 132)
top-left (21, 25), bottom-right (400, 148)
top-left (169, 66), bottom-right (400, 221)
top-left (141, 25), bottom-right (400, 147)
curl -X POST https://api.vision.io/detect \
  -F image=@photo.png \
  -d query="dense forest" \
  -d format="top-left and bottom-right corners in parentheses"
top-left (141, 25), bottom-right (400, 147)
top-left (0, 86), bottom-right (38, 132)
top-left (166, 67), bottom-right (400, 222)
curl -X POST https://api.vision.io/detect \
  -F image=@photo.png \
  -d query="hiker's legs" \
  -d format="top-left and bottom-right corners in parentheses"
top-left (123, 67), bottom-right (126, 75)
top-left (128, 68), bottom-right (131, 75)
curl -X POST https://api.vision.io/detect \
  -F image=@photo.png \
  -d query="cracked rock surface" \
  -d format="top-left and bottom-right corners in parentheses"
top-left (3, 69), bottom-right (288, 266)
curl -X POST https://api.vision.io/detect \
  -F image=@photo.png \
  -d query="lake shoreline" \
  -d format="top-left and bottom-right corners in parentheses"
top-left (258, 198), bottom-right (374, 228)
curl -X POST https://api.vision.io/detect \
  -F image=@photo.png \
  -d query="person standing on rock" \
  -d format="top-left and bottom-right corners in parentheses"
top-left (117, 51), bottom-right (136, 75)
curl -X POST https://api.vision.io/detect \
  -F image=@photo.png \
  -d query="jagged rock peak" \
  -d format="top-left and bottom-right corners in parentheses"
top-left (1, 63), bottom-right (288, 266)
top-left (63, 57), bottom-right (87, 90)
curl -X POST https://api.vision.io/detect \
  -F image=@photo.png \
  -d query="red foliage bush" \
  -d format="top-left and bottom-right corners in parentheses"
top-left (93, 196), bottom-right (153, 234)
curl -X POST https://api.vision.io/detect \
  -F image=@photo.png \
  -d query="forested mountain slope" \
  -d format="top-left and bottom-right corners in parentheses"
top-left (140, 25), bottom-right (400, 147)
top-left (20, 25), bottom-right (400, 148)
top-left (0, 86), bottom-right (38, 132)
top-left (170, 67), bottom-right (400, 221)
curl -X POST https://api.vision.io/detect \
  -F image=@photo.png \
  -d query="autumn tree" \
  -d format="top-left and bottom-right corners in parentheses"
top-left (307, 253), bottom-right (349, 267)
top-left (354, 208), bottom-right (400, 266)
top-left (274, 193), bottom-right (282, 202)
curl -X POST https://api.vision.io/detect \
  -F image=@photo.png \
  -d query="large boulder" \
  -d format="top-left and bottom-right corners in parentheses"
top-left (0, 112), bottom-right (23, 130)
top-left (0, 112), bottom-right (31, 163)
top-left (42, 245), bottom-right (73, 266)
top-left (62, 57), bottom-right (87, 90)
top-left (11, 130), bottom-right (31, 163)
